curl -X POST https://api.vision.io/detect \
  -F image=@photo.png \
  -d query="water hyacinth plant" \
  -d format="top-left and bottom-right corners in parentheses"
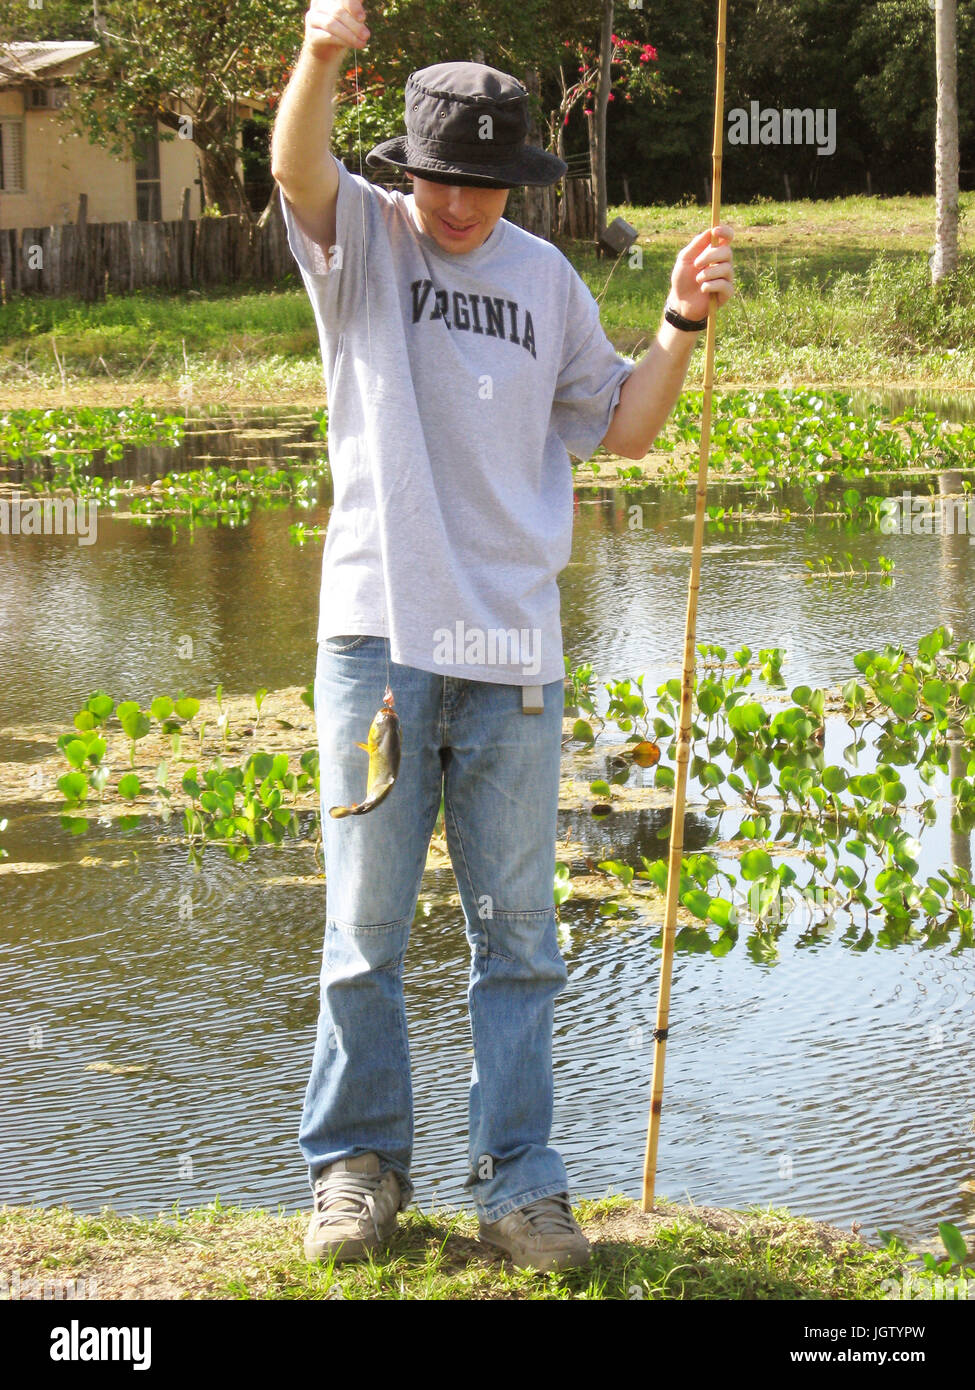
top-left (49, 685), bottom-right (320, 862)
top-left (564, 624), bottom-right (975, 955)
top-left (0, 405), bottom-right (182, 462)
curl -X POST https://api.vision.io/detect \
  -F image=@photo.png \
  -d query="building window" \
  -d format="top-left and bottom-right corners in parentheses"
top-left (134, 133), bottom-right (161, 221)
top-left (28, 85), bottom-right (69, 110)
top-left (0, 118), bottom-right (26, 193)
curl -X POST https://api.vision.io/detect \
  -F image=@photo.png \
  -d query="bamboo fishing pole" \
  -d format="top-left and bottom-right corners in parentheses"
top-left (641, 0), bottom-right (728, 1213)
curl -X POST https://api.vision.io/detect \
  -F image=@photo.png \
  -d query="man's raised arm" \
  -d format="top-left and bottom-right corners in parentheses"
top-left (270, 1), bottom-right (371, 249)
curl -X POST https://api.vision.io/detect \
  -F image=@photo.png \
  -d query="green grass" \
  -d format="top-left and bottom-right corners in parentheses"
top-left (1, 193), bottom-right (974, 398)
top-left (584, 191), bottom-right (975, 382)
top-left (0, 1193), bottom-right (914, 1301)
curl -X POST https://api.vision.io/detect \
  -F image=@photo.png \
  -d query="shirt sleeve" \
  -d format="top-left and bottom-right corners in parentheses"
top-left (279, 154), bottom-right (379, 332)
top-left (550, 269), bottom-right (635, 462)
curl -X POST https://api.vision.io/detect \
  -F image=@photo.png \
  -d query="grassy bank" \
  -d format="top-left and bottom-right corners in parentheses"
top-left (1, 193), bottom-right (973, 407)
top-left (0, 1194), bottom-right (910, 1301)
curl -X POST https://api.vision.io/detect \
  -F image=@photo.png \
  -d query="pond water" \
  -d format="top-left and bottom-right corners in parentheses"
top-left (1, 402), bottom-right (973, 1250)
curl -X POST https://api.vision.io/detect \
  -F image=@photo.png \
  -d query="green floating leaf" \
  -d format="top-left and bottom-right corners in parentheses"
top-left (117, 702), bottom-right (151, 742)
top-left (740, 848), bottom-right (773, 881)
top-left (638, 857), bottom-right (668, 892)
top-left (707, 897), bottom-right (738, 929)
top-left (727, 700), bottom-right (765, 735)
top-left (822, 765), bottom-right (847, 793)
top-left (743, 753), bottom-right (772, 789)
top-left (118, 773), bottom-right (141, 800)
top-left (681, 888), bottom-right (711, 920)
top-left (57, 771), bottom-right (88, 802)
top-left (598, 859), bottom-right (634, 887)
top-left (85, 737), bottom-right (107, 766)
top-left (64, 739), bottom-right (88, 770)
top-left (87, 692), bottom-right (115, 722)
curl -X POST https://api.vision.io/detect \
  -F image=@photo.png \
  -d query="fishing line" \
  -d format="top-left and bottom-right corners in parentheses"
top-left (351, 47), bottom-right (392, 697)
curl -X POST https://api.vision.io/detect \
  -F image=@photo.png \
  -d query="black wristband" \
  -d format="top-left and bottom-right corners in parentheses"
top-left (664, 301), bottom-right (708, 333)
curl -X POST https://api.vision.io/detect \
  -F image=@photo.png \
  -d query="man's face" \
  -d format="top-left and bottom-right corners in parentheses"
top-left (408, 175), bottom-right (510, 254)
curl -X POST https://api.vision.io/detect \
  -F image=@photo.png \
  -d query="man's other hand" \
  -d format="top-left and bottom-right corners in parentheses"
top-left (668, 224), bottom-right (734, 322)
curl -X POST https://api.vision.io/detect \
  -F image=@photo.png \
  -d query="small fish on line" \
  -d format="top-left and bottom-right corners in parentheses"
top-left (329, 685), bottom-right (401, 818)
top-left (631, 740), bottom-right (661, 767)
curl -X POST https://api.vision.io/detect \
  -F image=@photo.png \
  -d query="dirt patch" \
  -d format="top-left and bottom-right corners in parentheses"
top-left (0, 1208), bottom-right (304, 1300)
top-left (588, 1197), bottom-right (856, 1256)
top-left (0, 385), bottom-right (329, 412)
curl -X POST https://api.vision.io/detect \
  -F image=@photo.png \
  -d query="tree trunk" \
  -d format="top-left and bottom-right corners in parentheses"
top-left (520, 68), bottom-right (554, 240)
top-left (198, 154), bottom-right (245, 218)
top-left (163, 106), bottom-right (251, 222)
top-left (932, 0), bottom-right (959, 283)
top-left (591, 0), bottom-right (614, 244)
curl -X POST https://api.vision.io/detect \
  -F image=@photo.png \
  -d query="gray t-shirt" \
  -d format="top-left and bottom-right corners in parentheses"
top-left (280, 157), bottom-right (634, 685)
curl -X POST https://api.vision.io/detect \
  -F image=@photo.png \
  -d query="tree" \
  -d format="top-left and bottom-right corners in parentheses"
top-left (0, 0), bottom-right (93, 41)
top-left (932, 0), bottom-right (959, 282)
top-left (548, 22), bottom-right (663, 236)
top-left (59, 1), bottom-right (305, 220)
top-left (592, 1), bottom-right (614, 239)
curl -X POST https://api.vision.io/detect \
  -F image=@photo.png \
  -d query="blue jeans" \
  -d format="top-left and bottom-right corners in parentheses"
top-left (299, 634), bottom-right (569, 1223)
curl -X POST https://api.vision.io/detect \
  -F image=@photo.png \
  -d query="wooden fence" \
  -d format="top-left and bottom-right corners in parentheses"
top-left (0, 192), bottom-right (295, 300)
top-left (0, 174), bottom-right (597, 300)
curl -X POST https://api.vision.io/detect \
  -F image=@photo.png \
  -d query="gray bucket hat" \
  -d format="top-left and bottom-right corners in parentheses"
top-left (366, 61), bottom-right (567, 188)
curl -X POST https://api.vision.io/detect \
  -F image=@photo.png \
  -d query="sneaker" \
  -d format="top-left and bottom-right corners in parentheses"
top-left (478, 1193), bottom-right (591, 1273)
top-left (303, 1152), bottom-right (403, 1263)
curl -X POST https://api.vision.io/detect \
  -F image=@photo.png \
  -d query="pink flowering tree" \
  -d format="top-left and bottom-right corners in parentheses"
top-left (550, 8), bottom-right (666, 240)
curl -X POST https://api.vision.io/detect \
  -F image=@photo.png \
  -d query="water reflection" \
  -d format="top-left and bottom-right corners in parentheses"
top-left (2, 398), bottom-right (974, 1246)
top-left (851, 388), bottom-right (975, 424)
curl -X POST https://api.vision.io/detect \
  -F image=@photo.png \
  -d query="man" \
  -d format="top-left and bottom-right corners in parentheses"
top-left (271, 0), bottom-right (733, 1274)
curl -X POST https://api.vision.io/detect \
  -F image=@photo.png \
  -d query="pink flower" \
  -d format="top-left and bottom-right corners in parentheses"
top-left (563, 115), bottom-right (569, 125)
top-left (608, 93), bottom-right (614, 100)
